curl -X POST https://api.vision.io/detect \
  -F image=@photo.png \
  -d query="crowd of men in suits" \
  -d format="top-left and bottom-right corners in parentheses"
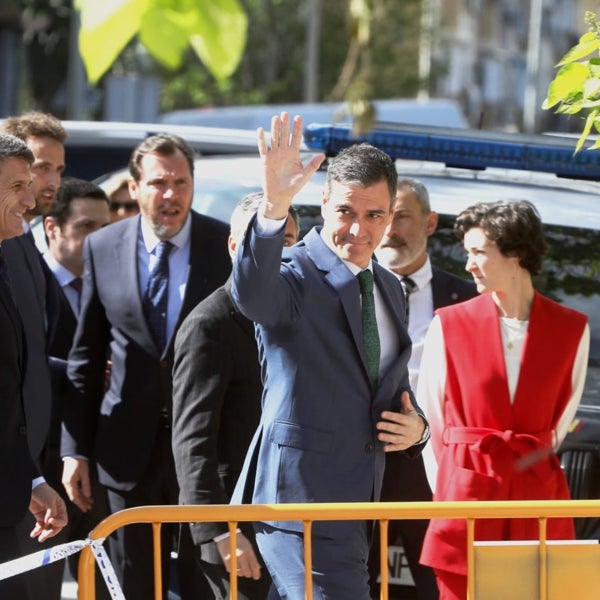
top-left (0, 110), bottom-right (479, 600)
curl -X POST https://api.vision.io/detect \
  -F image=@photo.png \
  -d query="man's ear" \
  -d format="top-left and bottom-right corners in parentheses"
top-left (425, 211), bottom-right (439, 237)
top-left (128, 178), bottom-right (138, 199)
top-left (44, 216), bottom-right (58, 241)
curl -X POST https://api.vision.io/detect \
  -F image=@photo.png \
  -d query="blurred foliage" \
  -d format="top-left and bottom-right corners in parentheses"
top-left (543, 11), bottom-right (600, 153)
top-left (15, 0), bottom-right (423, 118)
top-left (159, 0), bottom-right (422, 114)
top-left (20, 0), bottom-right (71, 110)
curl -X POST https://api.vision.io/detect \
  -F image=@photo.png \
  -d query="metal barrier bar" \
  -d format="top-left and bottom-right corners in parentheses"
top-left (78, 500), bottom-right (600, 600)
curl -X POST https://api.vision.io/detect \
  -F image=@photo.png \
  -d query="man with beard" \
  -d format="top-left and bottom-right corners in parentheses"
top-left (61, 134), bottom-right (231, 599)
top-left (369, 178), bottom-right (476, 600)
top-left (2, 112), bottom-right (66, 252)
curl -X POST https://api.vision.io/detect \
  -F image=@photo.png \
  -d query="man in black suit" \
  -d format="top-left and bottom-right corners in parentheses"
top-left (0, 133), bottom-right (67, 599)
top-left (370, 177), bottom-right (477, 599)
top-left (41, 177), bottom-right (111, 599)
top-left (61, 134), bottom-right (231, 599)
top-left (172, 193), bottom-right (299, 600)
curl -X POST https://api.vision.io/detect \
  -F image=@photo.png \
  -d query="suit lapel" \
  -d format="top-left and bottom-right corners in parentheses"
top-left (305, 229), bottom-right (366, 373)
top-left (119, 217), bottom-right (159, 355)
top-left (0, 280), bottom-right (23, 370)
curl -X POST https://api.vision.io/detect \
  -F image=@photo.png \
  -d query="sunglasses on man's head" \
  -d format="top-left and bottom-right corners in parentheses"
top-left (109, 201), bottom-right (138, 213)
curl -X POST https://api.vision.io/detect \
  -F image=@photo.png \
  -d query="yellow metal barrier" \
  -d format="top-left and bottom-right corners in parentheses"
top-left (78, 500), bottom-right (600, 600)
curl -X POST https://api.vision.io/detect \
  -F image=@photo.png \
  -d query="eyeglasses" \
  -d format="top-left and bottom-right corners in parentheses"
top-left (109, 201), bottom-right (138, 213)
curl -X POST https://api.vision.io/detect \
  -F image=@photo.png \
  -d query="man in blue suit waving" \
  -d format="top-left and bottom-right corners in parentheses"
top-left (231, 113), bottom-right (429, 600)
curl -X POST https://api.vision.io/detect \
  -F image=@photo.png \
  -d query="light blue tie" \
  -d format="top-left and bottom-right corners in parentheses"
top-left (357, 270), bottom-right (380, 390)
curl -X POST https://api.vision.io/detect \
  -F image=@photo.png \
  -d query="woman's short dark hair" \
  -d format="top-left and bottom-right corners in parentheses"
top-left (454, 200), bottom-right (549, 275)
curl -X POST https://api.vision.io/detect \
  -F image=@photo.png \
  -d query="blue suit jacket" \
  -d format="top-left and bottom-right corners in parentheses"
top-left (231, 223), bottom-right (426, 536)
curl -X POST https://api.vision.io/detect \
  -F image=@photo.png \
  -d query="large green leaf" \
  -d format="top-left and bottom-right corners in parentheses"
top-left (76, 0), bottom-right (247, 84)
top-left (188, 0), bottom-right (248, 80)
top-left (544, 63), bottom-right (590, 108)
top-left (557, 31), bottom-right (600, 66)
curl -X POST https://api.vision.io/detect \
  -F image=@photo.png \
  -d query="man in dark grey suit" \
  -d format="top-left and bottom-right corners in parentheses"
top-left (0, 133), bottom-right (67, 599)
top-left (61, 134), bottom-right (231, 599)
top-left (371, 177), bottom-right (477, 600)
top-left (172, 193), bottom-right (299, 600)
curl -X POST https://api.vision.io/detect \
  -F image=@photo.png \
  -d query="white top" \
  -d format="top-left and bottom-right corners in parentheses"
top-left (392, 257), bottom-right (435, 391)
top-left (418, 314), bottom-right (590, 491)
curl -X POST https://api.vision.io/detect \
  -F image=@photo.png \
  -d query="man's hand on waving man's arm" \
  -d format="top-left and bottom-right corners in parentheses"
top-left (258, 112), bottom-right (325, 220)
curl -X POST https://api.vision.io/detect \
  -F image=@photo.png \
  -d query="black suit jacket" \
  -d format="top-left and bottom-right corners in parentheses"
top-left (0, 277), bottom-right (34, 527)
top-left (3, 233), bottom-right (54, 460)
top-left (382, 265), bottom-right (477, 502)
top-left (62, 212), bottom-right (231, 491)
top-left (172, 278), bottom-right (263, 552)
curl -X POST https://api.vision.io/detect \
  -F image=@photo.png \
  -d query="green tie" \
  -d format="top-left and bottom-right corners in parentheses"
top-left (357, 270), bottom-right (380, 390)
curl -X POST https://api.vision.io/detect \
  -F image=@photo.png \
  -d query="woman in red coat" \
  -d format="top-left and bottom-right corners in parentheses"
top-left (418, 200), bottom-right (590, 600)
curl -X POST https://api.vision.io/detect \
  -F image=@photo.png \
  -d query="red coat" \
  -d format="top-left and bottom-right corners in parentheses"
top-left (421, 293), bottom-right (587, 575)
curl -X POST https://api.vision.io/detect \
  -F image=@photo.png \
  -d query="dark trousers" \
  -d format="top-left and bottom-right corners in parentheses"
top-left (368, 453), bottom-right (439, 600)
top-left (0, 525), bottom-right (33, 600)
top-left (16, 463), bottom-right (110, 600)
top-left (105, 428), bottom-right (210, 600)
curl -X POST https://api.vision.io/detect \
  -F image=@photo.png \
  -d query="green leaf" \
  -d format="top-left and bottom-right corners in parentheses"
top-left (545, 63), bottom-right (590, 107)
top-left (583, 77), bottom-right (600, 98)
top-left (76, 0), bottom-right (147, 84)
top-left (188, 0), bottom-right (248, 80)
top-left (557, 32), bottom-right (600, 66)
top-left (575, 108), bottom-right (598, 153)
top-left (75, 0), bottom-right (247, 84)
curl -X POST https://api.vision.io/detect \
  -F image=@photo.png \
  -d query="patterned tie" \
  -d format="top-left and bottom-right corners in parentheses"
top-left (69, 276), bottom-right (83, 314)
top-left (143, 241), bottom-right (174, 352)
top-left (401, 276), bottom-right (417, 325)
top-left (357, 270), bottom-right (380, 390)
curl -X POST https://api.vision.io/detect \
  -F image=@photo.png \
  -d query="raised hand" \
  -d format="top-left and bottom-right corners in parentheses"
top-left (257, 112), bottom-right (325, 220)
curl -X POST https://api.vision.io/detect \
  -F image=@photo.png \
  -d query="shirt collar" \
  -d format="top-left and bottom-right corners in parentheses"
top-left (140, 212), bottom-right (192, 254)
top-left (399, 254), bottom-right (433, 290)
top-left (43, 251), bottom-right (78, 287)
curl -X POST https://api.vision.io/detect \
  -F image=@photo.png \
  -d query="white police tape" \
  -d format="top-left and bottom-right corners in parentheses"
top-left (0, 537), bottom-right (125, 599)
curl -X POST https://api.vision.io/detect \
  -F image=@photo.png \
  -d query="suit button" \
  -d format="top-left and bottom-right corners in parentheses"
top-left (159, 360), bottom-right (169, 368)
top-left (365, 443), bottom-right (374, 453)
top-left (19, 426), bottom-right (27, 436)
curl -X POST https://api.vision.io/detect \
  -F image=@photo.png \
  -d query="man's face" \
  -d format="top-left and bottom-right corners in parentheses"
top-left (376, 187), bottom-right (438, 275)
top-left (45, 198), bottom-right (110, 276)
top-left (320, 179), bottom-right (392, 269)
top-left (129, 150), bottom-right (193, 240)
top-left (0, 157), bottom-right (35, 241)
top-left (26, 135), bottom-right (65, 218)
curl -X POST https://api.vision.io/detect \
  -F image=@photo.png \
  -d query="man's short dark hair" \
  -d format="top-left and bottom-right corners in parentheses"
top-left (129, 134), bottom-right (195, 182)
top-left (325, 143), bottom-right (397, 207)
top-left (47, 177), bottom-right (108, 228)
top-left (0, 133), bottom-right (35, 166)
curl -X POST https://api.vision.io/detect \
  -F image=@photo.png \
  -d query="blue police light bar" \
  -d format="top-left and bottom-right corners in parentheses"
top-left (303, 122), bottom-right (600, 181)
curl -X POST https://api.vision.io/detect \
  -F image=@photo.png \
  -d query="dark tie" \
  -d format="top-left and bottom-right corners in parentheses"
top-left (69, 276), bottom-right (83, 314)
top-left (143, 241), bottom-right (174, 353)
top-left (401, 276), bottom-right (417, 325)
top-left (357, 270), bottom-right (380, 390)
